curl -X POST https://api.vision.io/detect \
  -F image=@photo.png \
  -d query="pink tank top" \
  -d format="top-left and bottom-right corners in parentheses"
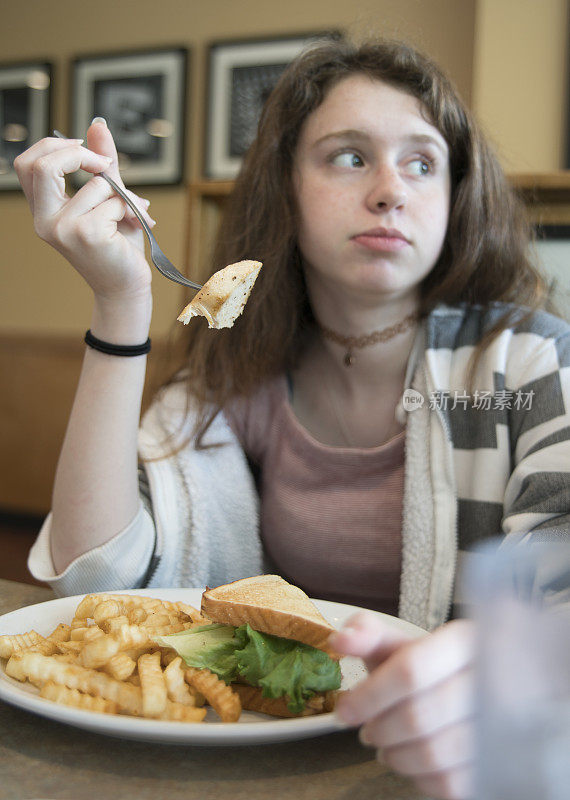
top-left (226, 376), bottom-right (405, 615)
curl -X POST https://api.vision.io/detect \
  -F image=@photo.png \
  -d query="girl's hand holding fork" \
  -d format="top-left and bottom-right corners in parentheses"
top-left (14, 119), bottom-right (155, 330)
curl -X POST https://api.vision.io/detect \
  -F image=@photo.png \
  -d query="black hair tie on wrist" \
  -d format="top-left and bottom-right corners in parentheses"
top-left (84, 329), bottom-right (151, 356)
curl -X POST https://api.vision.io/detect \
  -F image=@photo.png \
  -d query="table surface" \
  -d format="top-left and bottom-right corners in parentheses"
top-left (0, 578), bottom-right (424, 800)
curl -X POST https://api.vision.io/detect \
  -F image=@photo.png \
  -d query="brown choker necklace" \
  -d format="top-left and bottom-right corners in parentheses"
top-left (317, 312), bottom-right (418, 367)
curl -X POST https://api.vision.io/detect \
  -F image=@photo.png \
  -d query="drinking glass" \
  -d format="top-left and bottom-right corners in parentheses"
top-left (467, 539), bottom-right (570, 800)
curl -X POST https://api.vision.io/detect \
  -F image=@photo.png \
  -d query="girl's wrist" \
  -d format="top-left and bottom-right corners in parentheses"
top-left (91, 291), bottom-right (152, 345)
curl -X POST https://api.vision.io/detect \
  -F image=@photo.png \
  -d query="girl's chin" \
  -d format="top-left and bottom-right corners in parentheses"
top-left (303, 259), bottom-right (425, 302)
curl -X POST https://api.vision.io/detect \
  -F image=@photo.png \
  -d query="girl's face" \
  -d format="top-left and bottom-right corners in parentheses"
top-left (293, 75), bottom-right (451, 307)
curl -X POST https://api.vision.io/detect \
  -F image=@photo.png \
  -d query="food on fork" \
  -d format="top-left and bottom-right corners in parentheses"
top-left (153, 575), bottom-right (341, 716)
top-left (177, 259), bottom-right (262, 329)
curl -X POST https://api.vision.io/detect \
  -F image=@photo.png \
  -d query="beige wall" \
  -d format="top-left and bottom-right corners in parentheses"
top-left (472, 0), bottom-right (569, 172)
top-left (0, 0), bottom-right (476, 339)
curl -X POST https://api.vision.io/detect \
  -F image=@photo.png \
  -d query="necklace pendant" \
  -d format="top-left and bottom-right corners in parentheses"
top-left (344, 350), bottom-right (354, 367)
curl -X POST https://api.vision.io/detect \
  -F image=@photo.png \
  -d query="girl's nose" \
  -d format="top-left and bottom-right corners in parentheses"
top-left (365, 166), bottom-right (407, 212)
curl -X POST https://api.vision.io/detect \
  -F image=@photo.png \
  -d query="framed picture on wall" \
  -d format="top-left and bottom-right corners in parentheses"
top-left (534, 224), bottom-right (570, 321)
top-left (205, 32), bottom-right (341, 179)
top-left (71, 47), bottom-right (188, 186)
top-left (0, 61), bottom-right (51, 190)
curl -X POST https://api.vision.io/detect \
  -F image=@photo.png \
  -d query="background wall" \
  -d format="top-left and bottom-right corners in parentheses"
top-left (472, 0), bottom-right (569, 172)
top-left (0, 0), bottom-right (568, 514)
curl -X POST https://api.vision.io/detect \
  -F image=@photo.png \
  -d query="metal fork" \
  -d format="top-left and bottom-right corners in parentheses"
top-left (53, 130), bottom-right (202, 290)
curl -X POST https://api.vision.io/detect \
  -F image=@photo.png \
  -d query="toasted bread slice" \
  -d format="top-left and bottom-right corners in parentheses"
top-left (201, 575), bottom-right (337, 655)
top-left (177, 259), bottom-right (262, 329)
top-left (232, 683), bottom-right (337, 717)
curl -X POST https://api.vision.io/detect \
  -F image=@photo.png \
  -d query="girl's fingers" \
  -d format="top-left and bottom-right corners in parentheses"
top-left (32, 145), bottom-right (112, 221)
top-left (359, 666), bottom-right (474, 748)
top-left (85, 121), bottom-right (157, 227)
top-left (62, 174), bottom-right (116, 217)
top-left (13, 136), bottom-right (84, 208)
top-left (86, 119), bottom-right (123, 186)
top-left (413, 762), bottom-right (473, 800)
top-left (381, 719), bottom-right (474, 780)
top-left (78, 194), bottom-right (130, 231)
top-left (337, 620), bottom-right (474, 726)
top-left (120, 187), bottom-right (156, 227)
top-left (80, 123), bottom-right (156, 228)
top-left (330, 611), bottom-right (415, 671)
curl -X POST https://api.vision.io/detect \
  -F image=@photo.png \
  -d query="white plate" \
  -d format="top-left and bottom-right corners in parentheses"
top-left (0, 588), bottom-right (425, 745)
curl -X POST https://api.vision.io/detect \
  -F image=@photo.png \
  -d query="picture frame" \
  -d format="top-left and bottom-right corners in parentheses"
top-left (205, 32), bottom-right (341, 179)
top-left (0, 60), bottom-right (51, 190)
top-left (71, 47), bottom-right (188, 186)
top-left (534, 224), bottom-right (570, 321)
top-left (566, 18), bottom-right (570, 169)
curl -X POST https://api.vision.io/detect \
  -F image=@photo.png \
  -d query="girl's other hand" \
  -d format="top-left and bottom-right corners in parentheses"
top-left (14, 120), bottom-right (155, 304)
top-left (330, 614), bottom-right (475, 800)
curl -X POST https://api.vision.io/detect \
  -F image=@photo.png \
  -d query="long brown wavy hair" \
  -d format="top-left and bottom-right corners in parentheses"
top-left (166, 37), bottom-right (546, 445)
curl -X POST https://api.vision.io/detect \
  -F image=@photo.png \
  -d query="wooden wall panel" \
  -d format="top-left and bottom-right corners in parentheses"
top-left (0, 334), bottom-right (183, 514)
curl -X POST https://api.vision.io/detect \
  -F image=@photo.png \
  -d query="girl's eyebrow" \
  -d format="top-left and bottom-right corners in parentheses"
top-left (312, 128), bottom-right (448, 155)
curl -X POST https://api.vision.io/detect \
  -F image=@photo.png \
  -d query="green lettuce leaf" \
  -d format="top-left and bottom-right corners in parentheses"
top-left (152, 624), bottom-right (239, 683)
top-left (235, 624), bottom-right (341, 713)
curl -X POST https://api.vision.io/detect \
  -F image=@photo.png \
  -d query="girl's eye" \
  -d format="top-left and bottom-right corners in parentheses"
top-left (406, 158), bottom-right (432, 176)
top-left (330, 151), bottom-right (364, 168)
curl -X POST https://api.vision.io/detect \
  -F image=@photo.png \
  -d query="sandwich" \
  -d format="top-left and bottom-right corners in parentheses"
top-left (153, 575), bottom-right (341, 717)
top-left (177, 259), bottom-right (262, 329)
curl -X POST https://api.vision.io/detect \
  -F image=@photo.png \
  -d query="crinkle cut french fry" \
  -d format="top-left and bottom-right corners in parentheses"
top-left (114, 624), bottom-right (154, 649)
top-left (103, 652), bottom-right (137, 681)
top-left (57, 640), bottom-right (84, 656)
top-left (74, 594), bottom-right (99, 620)
top-left (164, 657), bottom-right (198, 706)
top-left (185, 667), bottom-right (241, 722)
top-left (159, 701), bottom-right (207, 722)
top-left (101, 615), bottom-right (130, 634)
top-left (80, 635), bottom-right (121, 669)
top-left (83, 626), bottom-right (106, 642)
top-left (128, 607), bottom-right (147, 625)
top-left (7, 651), bottom-right (143, 715)
top-left (103, 594), bottom-right (162, 614)
top-left (53, 653), bottom-right (80, 664)
top-left (47, 623), bottom-right (71, 643)
top-left (122, 646), bottom-right (152, 661)
top-left (140, 612), bottom-right (174, 629)
top-left (0, 631), bottom-right (44, 658)
top-left (93, 599), bottom-right (125, 625)
top-left (81, 624), bottom-right (151, 669)
top-left (40, 681), bottom-right (119, 714)
top-left (138, 651), bottom-right (167, 718)
top-left (5, 655), bottom-right (29, 682)
top-left (0, 631), bottom-right (63, 659)
top-left (70, 626), bottom-right (105, 642)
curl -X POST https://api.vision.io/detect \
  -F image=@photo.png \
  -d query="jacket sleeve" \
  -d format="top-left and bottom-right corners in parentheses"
top-left (27, 495), bottom-right (156, 598)
top-left (502, 323), bottom-right (570, 545)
